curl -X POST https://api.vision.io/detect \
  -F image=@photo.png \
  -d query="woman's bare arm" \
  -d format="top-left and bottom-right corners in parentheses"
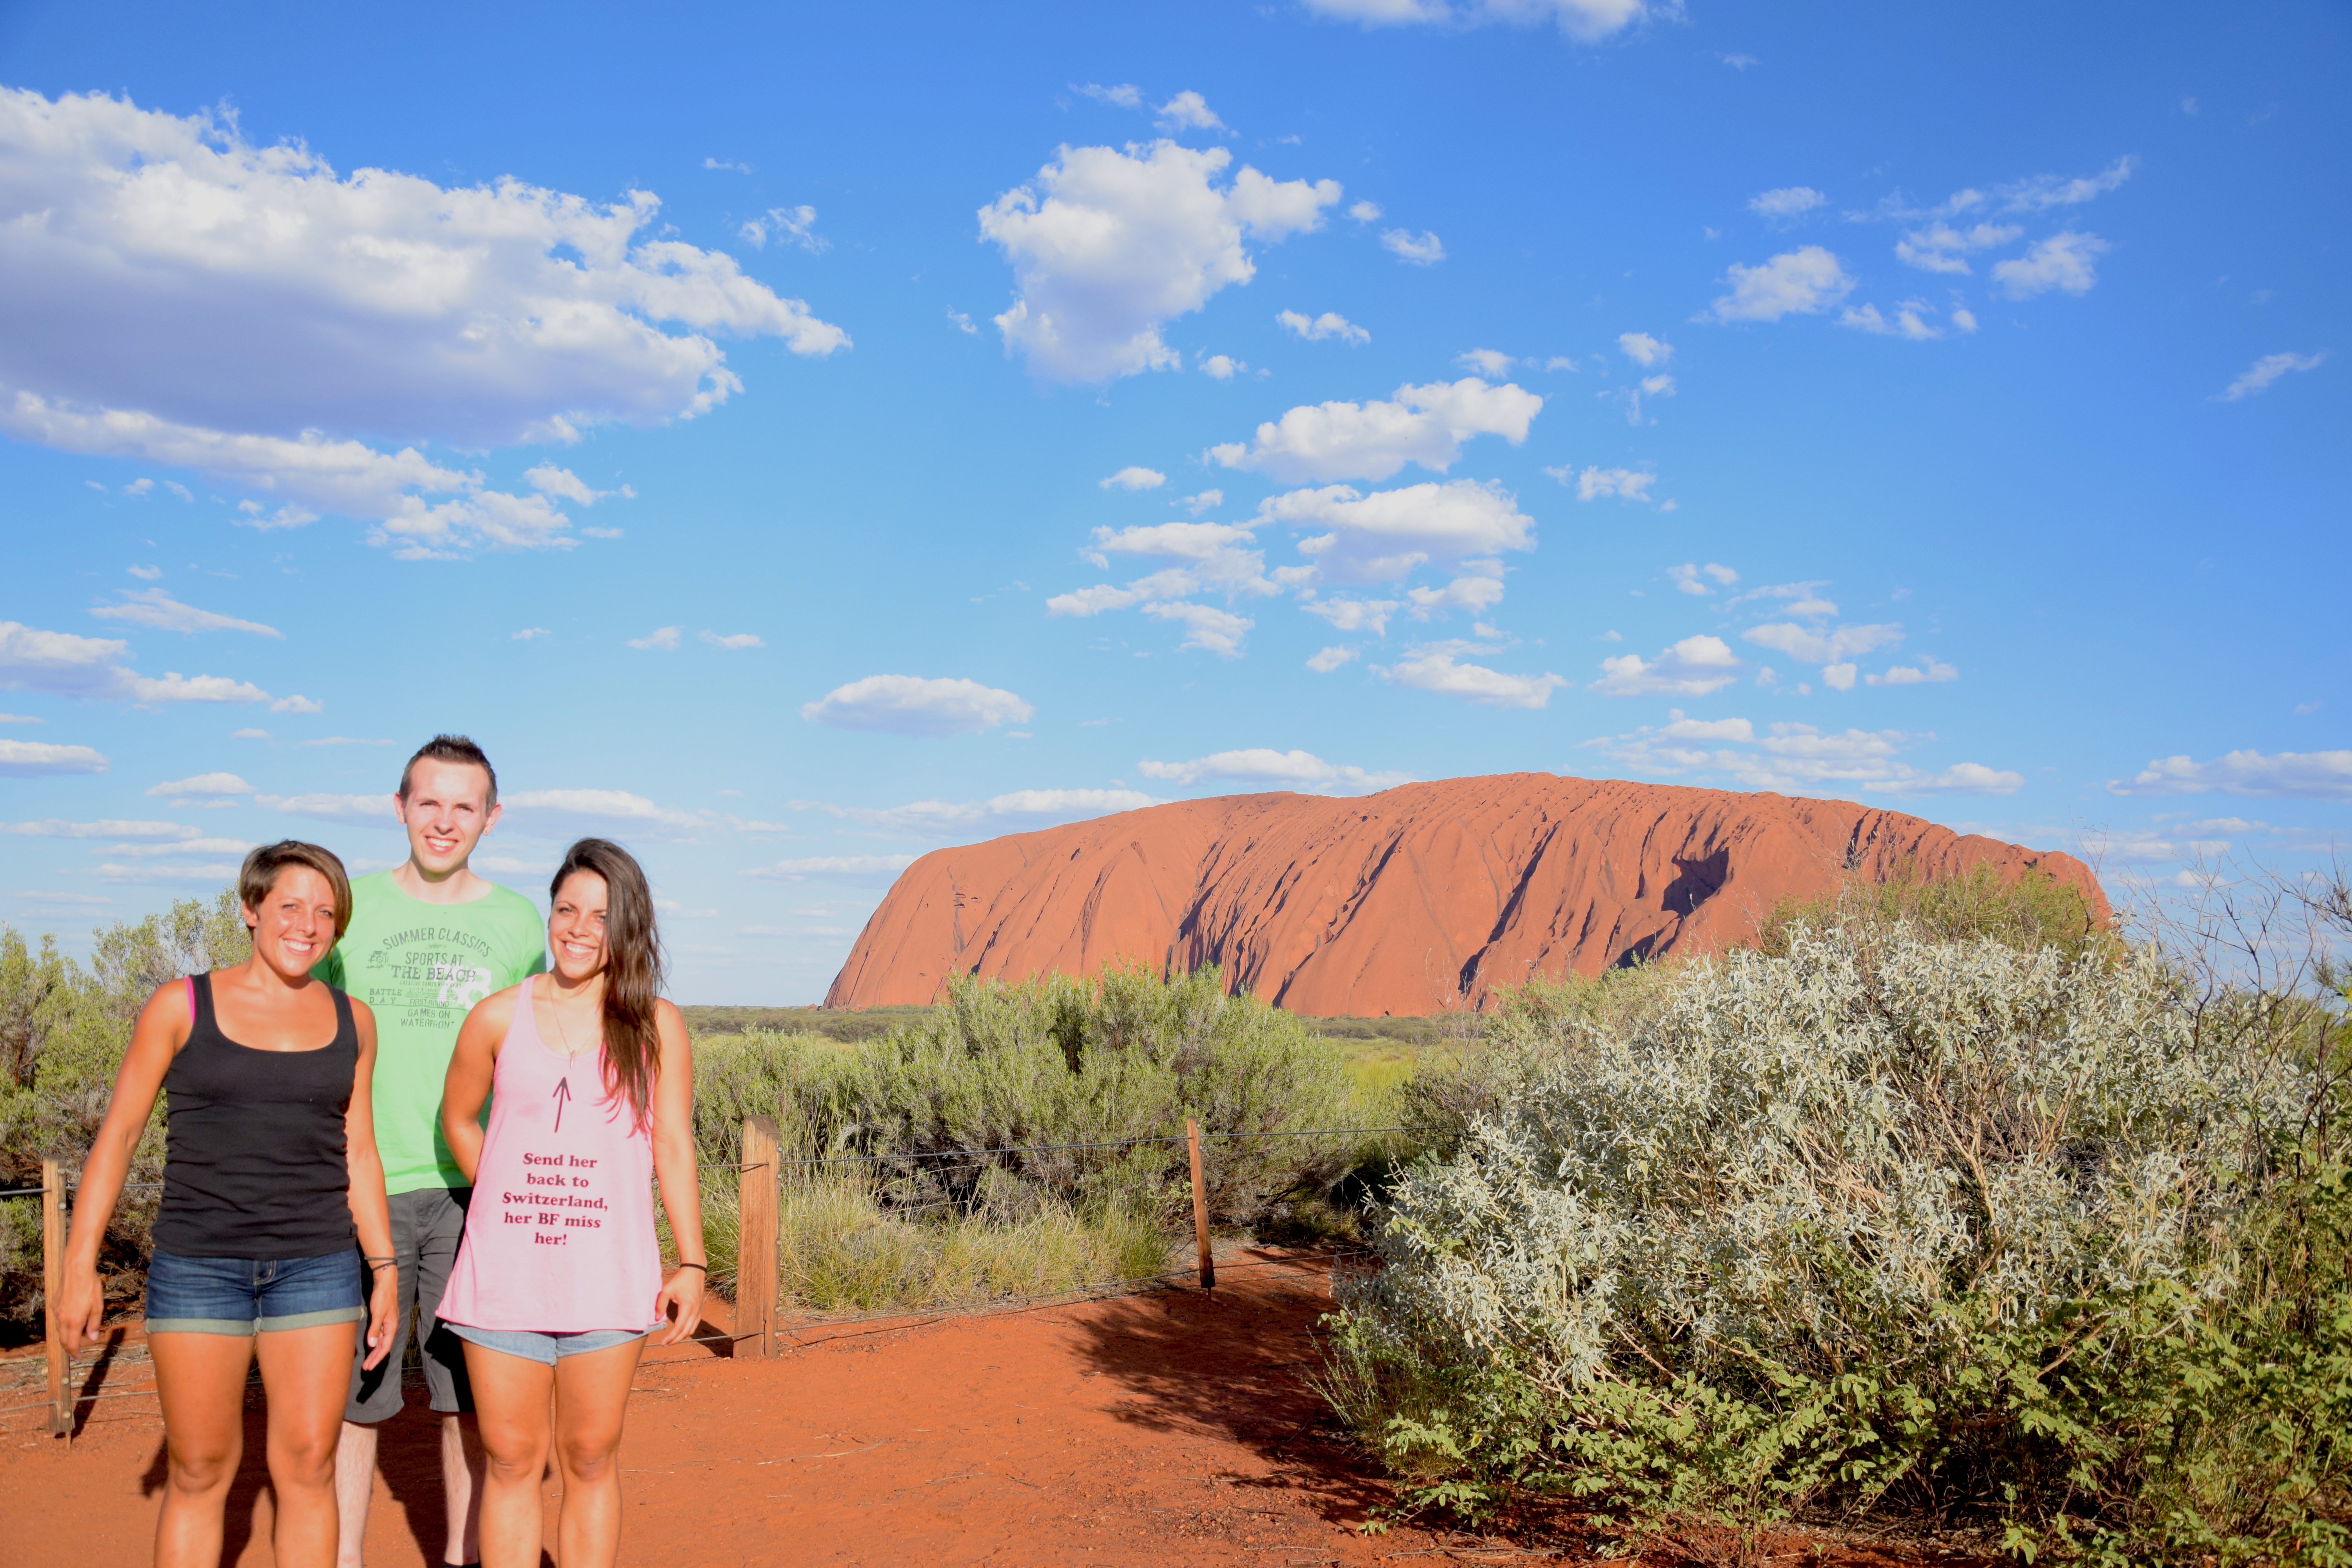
top-left (648, 1000), bottom-right (705, 1345)
top-left (439, 988), bottom-right (515, 1187)
top-left (342, 998), bottom-right (399, 1368)
top-left (59, 980), bottom-right (190, 1351)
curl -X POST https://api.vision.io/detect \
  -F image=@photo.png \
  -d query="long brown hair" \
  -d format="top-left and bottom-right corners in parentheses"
top-left (550, 838), bottom-right (664, 1128)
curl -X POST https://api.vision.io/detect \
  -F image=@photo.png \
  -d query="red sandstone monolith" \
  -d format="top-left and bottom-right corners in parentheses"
top-left (824, 773), bottom-right (2103, 1017)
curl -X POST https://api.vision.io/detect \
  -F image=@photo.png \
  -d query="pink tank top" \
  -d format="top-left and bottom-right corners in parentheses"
top-left (437, 976), bottom-right (663, 1332)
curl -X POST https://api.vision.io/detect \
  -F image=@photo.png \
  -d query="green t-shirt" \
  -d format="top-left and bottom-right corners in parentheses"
top-left (316, 871), bottom-right (547, 1195)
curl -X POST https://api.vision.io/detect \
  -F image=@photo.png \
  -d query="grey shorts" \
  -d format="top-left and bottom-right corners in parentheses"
top-left (345, 1186), bottom-right (474, 1422)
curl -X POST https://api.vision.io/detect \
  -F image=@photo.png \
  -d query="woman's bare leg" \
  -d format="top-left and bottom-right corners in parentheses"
top-left (253, 1321), bottom-right (360, 1568)
top-left (462, 1342), bottom-right (555, 1568)
top-left (149, 1332), bottom-right (256, 1568)
top-left (549, 1337), bottom-right (645, 1568)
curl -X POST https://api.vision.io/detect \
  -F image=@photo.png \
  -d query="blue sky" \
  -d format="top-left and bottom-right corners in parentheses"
top-left (1, 0), bottom-right (2344, 1003)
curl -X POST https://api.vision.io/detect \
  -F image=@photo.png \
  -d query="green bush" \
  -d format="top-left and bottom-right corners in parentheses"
top-left (1325, 922), bottom-right (2347, 1564)
top-left (0, 894), bottom-right (248, 1336)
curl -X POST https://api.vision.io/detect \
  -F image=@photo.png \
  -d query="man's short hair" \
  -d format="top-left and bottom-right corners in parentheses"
top-left (397, 734), bottom-right (499, 807)
top-left (239, 841), bottom-right (354, 939)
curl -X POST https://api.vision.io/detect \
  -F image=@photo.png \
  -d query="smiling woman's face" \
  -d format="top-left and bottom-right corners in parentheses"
top-left (548, 870), bottom-right (610, 984)
top-left (245, 866), bottom-right (338, 982)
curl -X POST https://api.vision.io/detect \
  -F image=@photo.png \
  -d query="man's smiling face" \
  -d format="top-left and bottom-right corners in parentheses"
top-left (396, 757), bottom-right (500, 876)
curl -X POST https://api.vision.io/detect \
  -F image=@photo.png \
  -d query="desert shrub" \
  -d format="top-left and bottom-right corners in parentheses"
top-left (0, 894), bottom-right (248, 1336)
top-left (1756, 860), bottom-right (2106, 963)
top-left (1325, 923), bottom-right (2345, 1564)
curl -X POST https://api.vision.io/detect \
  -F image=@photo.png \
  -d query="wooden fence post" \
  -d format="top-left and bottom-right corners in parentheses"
top-left (41, 1160), bottom-right (69, 1442)
top-left (736, 1117), bottom-right (779, 1359)
top-left (1185, 1119), bottom-right (1214, 1290)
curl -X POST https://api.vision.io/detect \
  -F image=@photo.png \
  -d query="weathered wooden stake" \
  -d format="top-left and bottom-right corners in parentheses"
top-left (736, 1117), bottom-right (780, 1359)
top-left (41, 1159), bottom-right (69, 1442)
top-left (1185, 1119), bottom-right (1214, 1290)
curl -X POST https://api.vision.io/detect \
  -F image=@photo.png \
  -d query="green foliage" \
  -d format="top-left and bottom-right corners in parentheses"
top-left (0, 891), bottom-right (245, 1336)
top-left (1328, 921), bottom-right (2349, 1564)
top-left (1756, 860), bottom-right (2105, 963)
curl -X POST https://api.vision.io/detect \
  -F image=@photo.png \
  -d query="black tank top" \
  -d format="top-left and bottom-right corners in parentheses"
top-left (152, 971), bottom-right (361, 1259)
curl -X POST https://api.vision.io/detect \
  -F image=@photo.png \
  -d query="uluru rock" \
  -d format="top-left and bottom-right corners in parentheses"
top-left (824, 773), bottom-right (2105, 1016)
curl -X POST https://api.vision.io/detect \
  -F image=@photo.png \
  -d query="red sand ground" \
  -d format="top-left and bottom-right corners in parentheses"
top-left (0, 1255), bottom-right (1970, 1566)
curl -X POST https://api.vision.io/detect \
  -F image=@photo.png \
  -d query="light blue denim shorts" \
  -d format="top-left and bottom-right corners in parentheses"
top-left (446, 1323), bottom-right (655, 1365)
top-left (145, 1248), bottom-right (365, 1336)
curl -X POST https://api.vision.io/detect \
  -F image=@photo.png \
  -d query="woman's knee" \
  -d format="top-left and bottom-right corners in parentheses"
top-left (478, 1426), bottom-right (547, 1483)
top-left (165, 1440), bottom-right (240, 1495)
top-left (271, 1427), bottom-right (341, 1487)
top-left (554, 1434), bottom-right (621, 1484)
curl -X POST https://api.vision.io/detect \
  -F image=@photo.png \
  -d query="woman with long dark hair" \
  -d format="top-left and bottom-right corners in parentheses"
top-left (57, 842), bottom-right (399, 1567)
top-left (434, 838), bottom-right (704, 1568)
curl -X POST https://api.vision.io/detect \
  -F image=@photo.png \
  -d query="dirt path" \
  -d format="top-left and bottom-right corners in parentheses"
top-left (1, 1253), bottom-right (1464, 1566)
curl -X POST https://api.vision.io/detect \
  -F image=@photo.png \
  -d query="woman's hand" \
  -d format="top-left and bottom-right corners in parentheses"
top-left (56, 1259), bottom-right (107, 1356)
top-left (361, 1261), bottom-right (400, 1370)
top-left (654, 1265), bottom-right (707, 1347)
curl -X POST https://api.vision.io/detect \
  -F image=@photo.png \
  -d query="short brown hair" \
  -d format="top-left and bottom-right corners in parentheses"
top-left (398, 734), bottom-right (498, 807)
top-left (239, 841), bottom-right (354, 939)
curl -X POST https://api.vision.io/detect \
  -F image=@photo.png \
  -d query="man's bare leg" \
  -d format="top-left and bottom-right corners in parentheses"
top-left (334, 1420), bottom-right (378, 1568)
top-left (442, 1413), bottom-right (483, 1565)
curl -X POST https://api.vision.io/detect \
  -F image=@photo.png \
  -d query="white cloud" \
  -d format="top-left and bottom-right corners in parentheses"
top-left (1893, 221), bottom-right (2022, 275)
top-left (1564, 466), bottom-right (1656, 502)
top-left (99, 835), bottom-right (253, 859)
top-left (978, 140), bottom-right (1341, 382)
top-left (1347, 200), bottom-right (1382, 223)
top-left (1742, 620), bottom-right (1904, 664)
top-left (1385, 643), bottom-right (1566, 708)
top-left (503, 788), bottom-right (703, 829)
top-left (523, 465), bottom-right (630, 507)
top-left (1074, 83), bottom-right (1143, 109)
top-left (790, 787), bottom-right (1160, 839)
top-left (1592, 634), bottom-right (1742, 696)
top-left (1702, 246), bottom-right (1854, 323)
top-left (1950, 309), bottom-right (1978, 333)
top-left (0, 739), bottom-right (107, 775)
top-left (0, 620), bottom-right (272, 706)
top-left (1300, 597), bottom-right (1399, 635)
top-left (1100, 466), bottom-right (1166, 490)
top-left (1278, 310), bottom-right (1370, 345)
top-left (1208, 377), bottom-right (1541, 482)
top-left (2109, 749), bottom-right (2352, 801)
top-left (703, 157), bottom-right (751, 173)
top-left (127, 564), bottom-right (162, 580)
top-left (512, 627), bottom-right (549, 641)
top-left (1587, 712), bottom-right (2020, 795)
top-left (627, 626), bottom-right (681, 651)
top-left (699, 630), bottom-right (762, 650)
top-left (1667, 561), bottom-right (1738, 595)
top-left (1302, 0), bottom-right (1657, 42)
top-left (1747, 187), bottom-right (1826, 219)
top-left (1822, 662), bottom-right (1858, 691)
top-left (1866, 657), bottom-right (1957, 686)
top-left (91, 860), bottom-right (242, 883)
top-left (1077, 519), bottom-right (1277, 594)
top-left (1198, 353), bottom-right (1250, 379)
top-left (269, 693), bottom-right (323, 714)
top-left (149, 772), bottom-right (252, 796)
top-left (1379, 229), bottom-right (1445, 265)
top-left (800, 674), bottom-right (1035, 737)
top-left (1404, 561), bottom-right (1506, 618)
top-left (1840, 300), bottom-right (1945, 340)
top-left (1455, 348), bottom-right (1514, 376)
top-left (1258, 479), bottom-right (1535, 582)
top-left (1307, 645), bottom-right (1358, 673)
top-left (2218, 350), bottom-right (2328, 402)
top-left (1141, 600), bottom-right (1254, 656)
top-left (1155, 91), bottom-right (1225, 133)
top-left (737, 204), bottom-right (828, 254)
top-left (1991, 232), bottom-right (2108, 299)
top-left (1138, 748), bottom-right (1409, 793)
top-left (1616, 331), bottom-right (1672, 366)
top-left (89, 588), bottom-right (281, 637)
top-left (5, 817), bottom-right (196, 841)
top-left (2000, 156), bottom-right (2137, 213)
top-left (0, 89), bottom-right (846, 545)
top-left (1876, 762), bottom-right (2024, 795)
top-left (1179, 489), bottom-right (1223, 514)
top-left (252, 791), bottom-right (395, 819)
top-left (741, 853), bottom-right (920, 883)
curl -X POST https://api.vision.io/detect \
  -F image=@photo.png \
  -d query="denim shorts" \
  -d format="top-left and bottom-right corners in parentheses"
top-left (145, 1248), bottom-right (365, 1336)
top-left (446, 1324), bottom-right (654, 1365)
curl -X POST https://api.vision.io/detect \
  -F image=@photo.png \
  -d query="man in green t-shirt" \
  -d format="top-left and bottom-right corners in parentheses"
top-left (320, 735), bottom-right (545, 1568)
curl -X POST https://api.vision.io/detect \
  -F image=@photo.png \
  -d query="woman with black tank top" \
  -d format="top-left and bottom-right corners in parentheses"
top-left (59, 841), bottom-right (398, 1568)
